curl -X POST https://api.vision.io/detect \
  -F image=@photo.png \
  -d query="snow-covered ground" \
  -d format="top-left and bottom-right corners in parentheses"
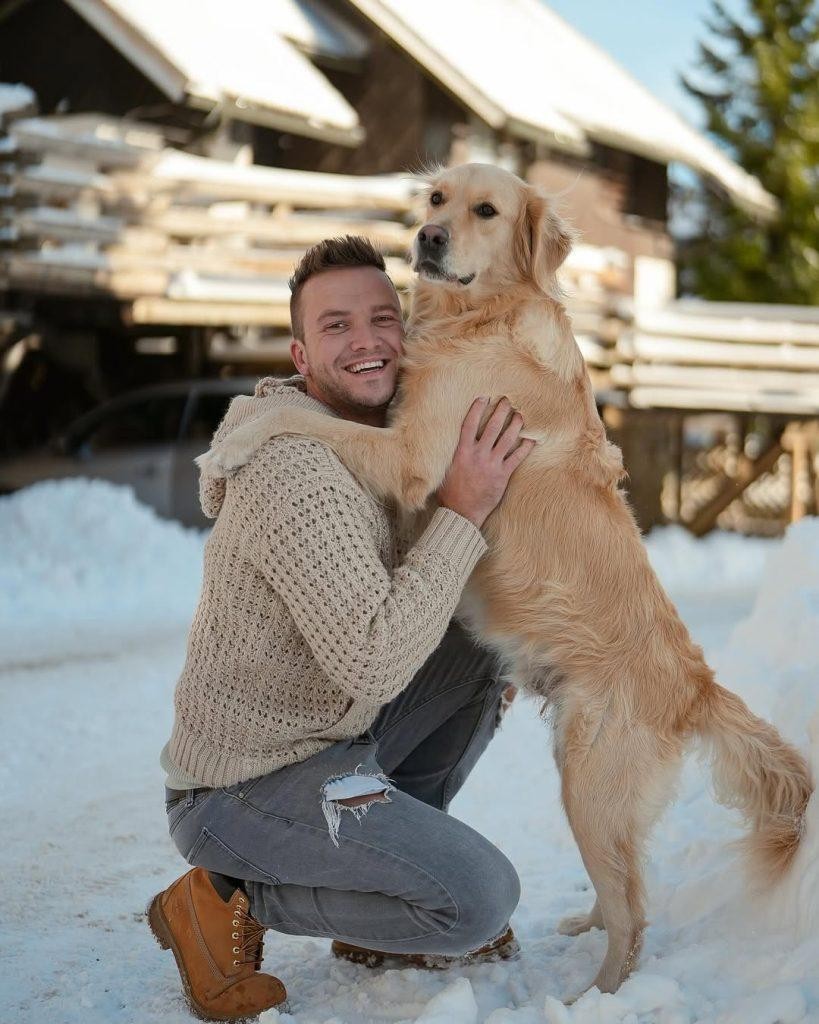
top-left (1, 480), bottom-right (817, 1024)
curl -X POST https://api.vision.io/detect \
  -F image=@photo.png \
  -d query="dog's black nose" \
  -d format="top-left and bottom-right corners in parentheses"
top-left (417, 223), bottom-right (449, 250)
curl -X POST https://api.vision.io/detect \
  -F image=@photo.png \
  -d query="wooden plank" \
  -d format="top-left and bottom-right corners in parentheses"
top-left (10, 115), bottom-right (164, 167)
top-left (612, 363), bottom-right (819, 394)
top-left (628, 386), bottom-right (819, 415)
top-left (12, 163), bottom-right (116, 201)
top-left (113, 149), bottom-right (415, 212)
top-left (787, 425), bottom-right (811, 522)
top-left (664, 299), bottom-right (819, 324)
top-left (2, 254), bottom-right (168, 297)
top-left (687, 439), bottom-right (784, 537)
top-left (141, 208), bottom-right (413, 249)
top-left (127, 298), bottom-right (293, 327)
top-left (635, 308), bottom-right (819, 345)
top-left (575, 335), bottom-right (614, 368)
top-left (620, 334), bottom-right (819, 371)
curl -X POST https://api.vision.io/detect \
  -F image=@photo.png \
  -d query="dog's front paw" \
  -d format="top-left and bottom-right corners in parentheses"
top-left (195, 439), bottom-right (252, 477)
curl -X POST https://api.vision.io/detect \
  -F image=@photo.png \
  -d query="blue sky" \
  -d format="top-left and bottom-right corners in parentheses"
top-left (544, 0), bottom-right (719, 129)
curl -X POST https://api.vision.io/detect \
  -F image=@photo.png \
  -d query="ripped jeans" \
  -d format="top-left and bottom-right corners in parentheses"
top-left (165, 622), bottom-right (520, 955)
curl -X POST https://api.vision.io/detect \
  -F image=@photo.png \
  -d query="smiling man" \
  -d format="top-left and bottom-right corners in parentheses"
top-left (149, 237), bottom-right (531, 1022)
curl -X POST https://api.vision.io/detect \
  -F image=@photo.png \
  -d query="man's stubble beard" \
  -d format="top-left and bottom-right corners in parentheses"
top-left (311, 366), bottom-right (397, 420)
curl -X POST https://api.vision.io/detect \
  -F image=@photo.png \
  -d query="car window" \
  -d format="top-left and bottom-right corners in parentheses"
top-left (81, 395), bottom-right (188, 452)
top-left (183, 391), bottom-right (239, 442)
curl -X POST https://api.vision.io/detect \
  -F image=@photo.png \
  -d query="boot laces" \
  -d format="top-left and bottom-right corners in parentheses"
top-left (230, 901), bottom-right (265, 970)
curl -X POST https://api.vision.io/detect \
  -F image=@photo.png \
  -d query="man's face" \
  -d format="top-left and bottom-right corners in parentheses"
top-left (291, 266), bottom-right (404, 422)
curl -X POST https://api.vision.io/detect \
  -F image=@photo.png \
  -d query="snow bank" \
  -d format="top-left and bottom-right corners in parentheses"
top-left (0, 479), bottom-right (205, 667)
top-left (0, 480), bottom-right (779, 673)
top-left (644, 524), bottom-right (775, 600)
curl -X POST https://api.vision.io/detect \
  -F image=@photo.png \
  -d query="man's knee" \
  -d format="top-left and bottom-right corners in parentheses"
top-left (446, 846), bottom-right (520, 954)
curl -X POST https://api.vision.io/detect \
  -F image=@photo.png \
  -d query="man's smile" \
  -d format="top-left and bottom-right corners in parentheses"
top-left (344, 358), bottom-right (390, 376)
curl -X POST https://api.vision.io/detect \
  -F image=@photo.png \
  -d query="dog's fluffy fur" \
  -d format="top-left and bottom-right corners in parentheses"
top-left (199, 164), bottom-right (812, 996)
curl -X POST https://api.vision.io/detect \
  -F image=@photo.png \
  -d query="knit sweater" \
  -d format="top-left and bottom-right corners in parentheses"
top-left (161, 376), bottom-right (487, 789)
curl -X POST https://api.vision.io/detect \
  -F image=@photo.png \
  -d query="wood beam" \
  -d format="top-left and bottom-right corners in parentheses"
top-left (686, 438), bottom-right (784, 538)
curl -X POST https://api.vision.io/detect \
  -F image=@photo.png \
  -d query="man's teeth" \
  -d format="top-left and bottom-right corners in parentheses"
top-left (348, 360), bottom-right (386, 374)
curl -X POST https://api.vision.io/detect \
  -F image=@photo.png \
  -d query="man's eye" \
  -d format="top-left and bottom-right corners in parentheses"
top-left (375, 315), bottom-right (397, 323)
top-left (327, 321), bottom-right (347, 330)
top-left (430, 190), bottom-right (444, 206)
top-left (475, 203), bottom-right (497, 219)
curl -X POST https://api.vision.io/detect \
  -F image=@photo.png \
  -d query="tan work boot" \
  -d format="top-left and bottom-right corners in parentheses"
top-left (147, 867), bottom-right (287, 1021)
top-left (331, 925), bottom-right (520, 969)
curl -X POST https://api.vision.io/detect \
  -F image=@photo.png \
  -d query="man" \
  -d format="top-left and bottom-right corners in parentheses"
top-left (149, 236), bottom-right (534, 1021)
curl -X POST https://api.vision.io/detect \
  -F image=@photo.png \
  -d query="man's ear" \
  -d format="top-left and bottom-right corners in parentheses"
top-left (514, 187), bottom-right (574, 288)
top-left (290, 338), bottom-right (309, 376)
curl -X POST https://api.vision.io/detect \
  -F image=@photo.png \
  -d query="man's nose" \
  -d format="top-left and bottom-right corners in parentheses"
top-left (349, 323), bottom-right (383, 349)
top-left (417, 223), bottom-right (449, 254)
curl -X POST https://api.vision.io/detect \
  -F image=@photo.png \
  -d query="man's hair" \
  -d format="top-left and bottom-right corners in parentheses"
top-left (289, 235), bottom-right (386, 339)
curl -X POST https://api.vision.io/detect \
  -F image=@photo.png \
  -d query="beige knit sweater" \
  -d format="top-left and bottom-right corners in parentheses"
top-left (161, 376), bottom-right (487, 789)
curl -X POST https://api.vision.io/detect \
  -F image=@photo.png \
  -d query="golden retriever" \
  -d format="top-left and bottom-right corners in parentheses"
top-left (198, 163), bottom-right (812, 996)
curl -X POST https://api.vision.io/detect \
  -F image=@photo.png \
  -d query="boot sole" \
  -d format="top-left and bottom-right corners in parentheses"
top-left (146, 893), bottom-right (289, 1022)
top-left (332, 933), bottom-right (522, 970)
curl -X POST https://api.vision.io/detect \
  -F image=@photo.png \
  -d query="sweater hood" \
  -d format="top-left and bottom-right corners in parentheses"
top-left (198, 375), bottom-right (337, 518)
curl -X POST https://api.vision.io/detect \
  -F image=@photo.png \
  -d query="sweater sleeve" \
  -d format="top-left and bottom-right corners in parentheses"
top-left (253, 441), bottom-right (487, 705)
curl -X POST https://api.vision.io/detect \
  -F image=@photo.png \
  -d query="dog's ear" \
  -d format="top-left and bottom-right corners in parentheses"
top-left (514, 187), bottom-right (573, 287)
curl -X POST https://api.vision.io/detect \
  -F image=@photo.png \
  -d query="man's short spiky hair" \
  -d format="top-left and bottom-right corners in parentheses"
top-left (289, 235), bottom-right (387, 339)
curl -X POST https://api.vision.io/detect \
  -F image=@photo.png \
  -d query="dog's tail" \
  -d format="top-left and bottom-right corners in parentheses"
top-left (698, 682), bottom-right (812, 886)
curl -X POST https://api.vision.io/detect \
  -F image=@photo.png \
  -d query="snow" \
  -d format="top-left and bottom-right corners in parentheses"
top-left (1, 479), bottom-right (817, 1024)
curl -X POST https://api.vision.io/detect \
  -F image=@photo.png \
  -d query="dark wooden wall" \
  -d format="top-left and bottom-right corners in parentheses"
top-left (256, 11), bottom-right (467, 175)
top-left (527, 146), bottom-right (672, 266)
top-left (0, 0), bottom-right (167, 119)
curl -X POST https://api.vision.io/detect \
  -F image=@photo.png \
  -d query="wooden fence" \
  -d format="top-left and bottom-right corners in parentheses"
top-left (608, 300), bottom-right (819, 533)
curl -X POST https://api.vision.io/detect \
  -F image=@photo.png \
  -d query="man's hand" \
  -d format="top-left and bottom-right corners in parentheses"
top-left (436, 397), bottom-right (536, 529)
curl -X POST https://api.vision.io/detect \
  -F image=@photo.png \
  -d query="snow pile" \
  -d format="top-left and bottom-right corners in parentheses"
top-left (0, 479), bottom-right (205, 667)
top-left (643, 524), bottom-right (774, 599)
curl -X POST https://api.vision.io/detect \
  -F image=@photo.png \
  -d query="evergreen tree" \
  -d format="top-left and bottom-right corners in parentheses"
top-left (678, 0), bottom-right (819, 303)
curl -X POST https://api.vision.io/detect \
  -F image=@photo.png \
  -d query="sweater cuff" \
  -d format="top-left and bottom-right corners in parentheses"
top-left (416, 506), bottom-right (488, 577)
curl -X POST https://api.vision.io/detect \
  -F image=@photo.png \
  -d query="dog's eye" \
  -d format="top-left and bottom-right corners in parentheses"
top-left (475, 203), bottom-right (497, 219)
top-left (430, 190), bottom-right (444, 206)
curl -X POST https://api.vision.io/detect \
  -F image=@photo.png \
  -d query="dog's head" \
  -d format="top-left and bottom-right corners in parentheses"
top-left (412, 163), bottom-right (572, 297)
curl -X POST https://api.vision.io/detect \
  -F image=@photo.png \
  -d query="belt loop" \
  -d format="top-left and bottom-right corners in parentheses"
top-left (185, 788), bottom-right (196, 808)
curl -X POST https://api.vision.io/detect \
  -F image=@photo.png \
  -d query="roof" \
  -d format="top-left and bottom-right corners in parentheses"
top-left (345, 0), bottom-right (776, 218)
top-left (65, 0), bottom-right (363, 145)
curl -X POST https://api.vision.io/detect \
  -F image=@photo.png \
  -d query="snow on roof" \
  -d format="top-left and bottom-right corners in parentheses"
top-left (346, 0), bottom-right (776, 218)
top-left (65, 0), bottom-right (363, 145)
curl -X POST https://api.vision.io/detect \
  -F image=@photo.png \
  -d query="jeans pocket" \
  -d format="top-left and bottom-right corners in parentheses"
top-left (186, 827), bottom-right (280, 885)
top-left (167, 799), bottom-right (196, 837)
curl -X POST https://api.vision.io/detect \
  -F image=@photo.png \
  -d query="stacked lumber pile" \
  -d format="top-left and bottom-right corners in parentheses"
top-left (0, 84), bottom-right (37, 350)
top-left (561, 243), bottom-right (631, 386)
top-left (0, 109), bottom-right (416, 338)
top-left (0, 102), bottom-right (630, 372)
top-left (614, 300), bottom-right (819, 415)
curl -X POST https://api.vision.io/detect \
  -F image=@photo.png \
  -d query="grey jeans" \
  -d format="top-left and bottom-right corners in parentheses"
top-left (165, 622), bottom-right (520, 955)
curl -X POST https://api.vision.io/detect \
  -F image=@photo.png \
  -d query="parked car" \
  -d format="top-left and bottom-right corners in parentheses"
top-left (0, 378), bottom-right (258, 526)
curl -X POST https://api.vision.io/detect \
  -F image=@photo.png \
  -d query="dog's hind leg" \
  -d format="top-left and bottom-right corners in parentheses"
top-left (556, 705), bottom-right (680, 995)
